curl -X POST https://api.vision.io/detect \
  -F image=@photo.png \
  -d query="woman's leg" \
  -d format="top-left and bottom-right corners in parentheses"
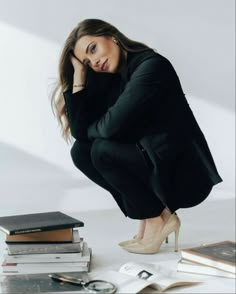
top-left (71, 139), bottom-right (169, 241)
top-left (71, 140), bottom-right (150, 239)
top-left (70, 140), bottom-right (128, 216)
top-left (90, 138), bottom-right (165, 220)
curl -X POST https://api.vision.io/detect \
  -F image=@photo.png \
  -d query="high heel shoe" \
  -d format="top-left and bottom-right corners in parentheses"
top-left (118, 235), bottom-right (140, 247)
top-left (119, 235), bottom-right (169, 247)
top-left (122, 213), bottom-right (181, 254)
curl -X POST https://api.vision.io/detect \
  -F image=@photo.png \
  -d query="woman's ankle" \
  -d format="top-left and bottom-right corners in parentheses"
top-left (142, 216), bottom-right (164, 241)
top-left (161, 207), bottom-right (172, 223)
top-left (136, 219), bottom-right (146, 239)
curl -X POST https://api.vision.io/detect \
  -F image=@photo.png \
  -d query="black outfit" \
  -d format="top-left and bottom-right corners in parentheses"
top-left (63, 49), bottom-right (223, 219)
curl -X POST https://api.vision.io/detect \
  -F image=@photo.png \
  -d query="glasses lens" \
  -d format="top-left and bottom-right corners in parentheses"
top-left (85, 280), bottom-right (116, 293)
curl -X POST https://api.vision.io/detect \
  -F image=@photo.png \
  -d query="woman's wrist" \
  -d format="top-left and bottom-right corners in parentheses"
top-left (74, 68), bottom-right (86, 80)
top-left (72, 84), bottom-right (85, 94)
top-left (73, 84), bottom-right (85, 88)
top-left (73, 70), bottom-right (86, 93)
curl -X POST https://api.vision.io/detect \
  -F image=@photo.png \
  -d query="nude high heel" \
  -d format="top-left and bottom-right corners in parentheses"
top-left (122, 213), bottom-right (181, 254)
top-left (118, 235), bottom-right (140, 247)
top-left (119, 235), bottom-right (169, 247)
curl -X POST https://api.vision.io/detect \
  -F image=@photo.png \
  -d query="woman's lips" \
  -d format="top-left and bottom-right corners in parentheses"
top-left (101, 59), bottom-right (108, 71)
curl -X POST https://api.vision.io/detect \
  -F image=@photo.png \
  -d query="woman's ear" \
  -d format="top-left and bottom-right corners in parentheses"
top-left (111, 37), bottom-right (118, 44)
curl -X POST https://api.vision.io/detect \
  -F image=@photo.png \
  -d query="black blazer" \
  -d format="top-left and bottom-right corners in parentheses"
top-left (64, 49), bottom-right (222, 209)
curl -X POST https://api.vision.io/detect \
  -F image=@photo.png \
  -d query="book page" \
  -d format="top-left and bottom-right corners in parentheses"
top-left (92, 262), bottom-right (200, 293)
top-left (92, 270), bottom-right (152, 293)
top-left (119, 262), bottom-right (200, 292)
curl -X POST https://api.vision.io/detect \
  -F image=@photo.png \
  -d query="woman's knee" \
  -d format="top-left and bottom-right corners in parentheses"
top-left (90, 138), bottom-right (113, 168)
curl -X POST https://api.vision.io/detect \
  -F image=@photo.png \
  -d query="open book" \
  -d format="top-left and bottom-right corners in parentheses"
top-left (0, 262), bottom-right (200, 293)
top-left (93, 261), bottom-right (200, 293)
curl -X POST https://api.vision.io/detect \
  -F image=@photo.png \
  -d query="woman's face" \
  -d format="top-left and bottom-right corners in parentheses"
top-left (73, 35), bottom-right (127, 73)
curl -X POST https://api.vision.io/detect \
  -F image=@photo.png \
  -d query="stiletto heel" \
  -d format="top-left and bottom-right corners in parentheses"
top-left (165, 236), bottom-right (168, 243)
top-left (122, 213), bottom-right (181, 254)
top-left (174, 227), bottom-right (180, 252)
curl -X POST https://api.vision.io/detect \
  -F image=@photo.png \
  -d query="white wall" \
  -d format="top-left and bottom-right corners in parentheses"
top-left (0, 0), bottom-right (234, 213)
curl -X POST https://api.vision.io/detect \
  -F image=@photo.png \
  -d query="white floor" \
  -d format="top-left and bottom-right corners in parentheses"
top-left (0, 143), bottom-right (235, 293)
top-left (0, 191), bottom-right (235, 293)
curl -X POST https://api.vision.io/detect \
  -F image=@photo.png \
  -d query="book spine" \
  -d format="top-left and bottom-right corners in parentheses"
top-left (8, 224), bottom-right (82, 236)
top-left (5, 240), bottom-right (74, 245)
top-left (4, 256), bottom-right (89, 263)
top-left (3, 261), bottom-right (89, 268)
top-left (2, 264), bottom-right (89, 274)
top-left (7, 245), bottom-right (82, 255)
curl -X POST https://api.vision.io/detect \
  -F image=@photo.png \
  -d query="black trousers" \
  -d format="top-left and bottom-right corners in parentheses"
top-left (70, 138), bottom-right (166, 219)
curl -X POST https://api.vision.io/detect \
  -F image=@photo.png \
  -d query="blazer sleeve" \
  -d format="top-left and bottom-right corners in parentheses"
top-left (63, 88), bottom-right (92, 141)
top-left (63, 72), bottom-right (120, 141)
top-left (87, 57), bottom-right (167, 140)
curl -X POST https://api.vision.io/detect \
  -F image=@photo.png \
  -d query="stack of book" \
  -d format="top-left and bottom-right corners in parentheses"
top-left (0, 211), bottom-right (92, 274)
top-left (177, 240), bottom-right (236, 279)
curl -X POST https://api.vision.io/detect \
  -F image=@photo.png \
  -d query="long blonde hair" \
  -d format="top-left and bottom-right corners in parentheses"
top-left (50, 18), bottom-right (153, 143)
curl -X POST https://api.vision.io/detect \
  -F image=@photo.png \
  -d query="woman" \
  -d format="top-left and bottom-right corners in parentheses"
top-left (51, 19), bottom-right (223, 254)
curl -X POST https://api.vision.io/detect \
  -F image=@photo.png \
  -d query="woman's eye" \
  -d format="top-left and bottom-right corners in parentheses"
top-left (91, 44), bottom-right (96, 53)
top-left (84, 45), bottom-right (96, 66)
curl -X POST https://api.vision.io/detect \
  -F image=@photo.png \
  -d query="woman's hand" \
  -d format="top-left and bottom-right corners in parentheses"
top-left (70, 54), bottom-right (87, 73)
top-left (70, 54), bottom-right (87, 91)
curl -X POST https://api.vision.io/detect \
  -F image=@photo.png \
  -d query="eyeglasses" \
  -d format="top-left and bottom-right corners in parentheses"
top-left (49, 273), bottom-right (116, 293)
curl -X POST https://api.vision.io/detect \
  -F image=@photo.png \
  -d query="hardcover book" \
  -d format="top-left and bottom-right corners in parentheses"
top-left (3, 241), bottom-right (91, 264)
top-left (7, 233), bottom-right (83, 255)
top-left (0, 211), bottom-right (84, 235)
top-left (2, 242), bottom-right (92, 274)
top-left (181, 241), bottom-right (236, 274)
top-left (1, 260), bottom-right (90, 274)
top-left (0, 272), bottom-right (89, 293)
top-left (177, 258), bottom-right (236, 279)
top-left (5, 228), bottom-right (74, 244)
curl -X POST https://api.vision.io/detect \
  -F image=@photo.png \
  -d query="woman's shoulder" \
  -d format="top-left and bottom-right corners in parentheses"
top-left (127, 49), bottom-right (164, 66)
top-left (125, 49), bottom-right (174, 79)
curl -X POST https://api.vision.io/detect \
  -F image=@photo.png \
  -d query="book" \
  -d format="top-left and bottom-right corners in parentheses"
top-left (2, 242), bottom-right (92, 274)
top-left (0, 211), bottom-right (84, 235)
top-left (180, 241), bottom-right (236, 274)
top-left (7, 233), bottom-right (83, 255)
top-left (2, 260), bottom-right (90, 274)
top-left (5, 228), bottom-right (74, 244)
top-left (91, 261), bottom-right (200, 293)
top-left (0, 272), bottom-right (89, 293)
top-left (3, 241), bottom-right (91, 264)
top-left (177, 258), bottom-right (236, 279)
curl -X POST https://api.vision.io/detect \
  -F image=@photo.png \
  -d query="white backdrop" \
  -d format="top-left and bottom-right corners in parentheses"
top-left (0, 0), bottom-right (235, 214)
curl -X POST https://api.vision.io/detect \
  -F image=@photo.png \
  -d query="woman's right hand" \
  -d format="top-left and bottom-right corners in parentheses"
top-left (70, 53), bottom-right (87, 73)
top-left (70, 53), bottom-right (87, 88)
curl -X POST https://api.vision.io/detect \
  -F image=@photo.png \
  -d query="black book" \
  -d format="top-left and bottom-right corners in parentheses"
top-left (0, 211), bottom-right (84, 235)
